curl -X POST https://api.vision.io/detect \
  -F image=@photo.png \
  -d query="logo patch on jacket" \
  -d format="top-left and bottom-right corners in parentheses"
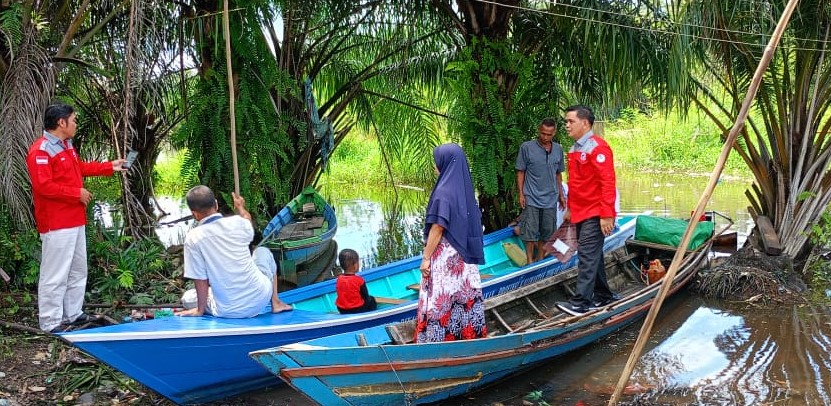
top-left (36, 157), bottom-right (48, 165)
top-left (596, 154), bottom-right (606, 163)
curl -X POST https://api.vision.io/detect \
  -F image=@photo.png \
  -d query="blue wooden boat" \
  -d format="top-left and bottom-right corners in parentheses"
top-left (58, 215), bottom-right (638, 405)
top-left (250, 227), bottom-right (718, 405)
top-left (262, 186), bottom-right (338, 267)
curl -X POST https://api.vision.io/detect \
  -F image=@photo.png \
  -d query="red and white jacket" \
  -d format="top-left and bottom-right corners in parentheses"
top-left (27, 132), bottom-right (113, 233)
top-left (567, 132), bottom-right (617, 224)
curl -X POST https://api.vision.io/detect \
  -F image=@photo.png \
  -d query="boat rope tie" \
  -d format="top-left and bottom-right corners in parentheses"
top-left (377, 344), bottom-right (415, 405)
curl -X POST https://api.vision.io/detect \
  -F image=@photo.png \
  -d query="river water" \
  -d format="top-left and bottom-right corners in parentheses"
top-left (325, 169), bottom-right (756, 268)
top-left (187, 169), bottom-right (831, 405)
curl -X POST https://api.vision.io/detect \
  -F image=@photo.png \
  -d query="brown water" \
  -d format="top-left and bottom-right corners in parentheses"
top-left (209, 171), bottom-right (831, 405)
top-left (443, 293), bottom-right (831, 405)
top-left (327, 169), bottom-right (757, 268)
top-left (222, 293), bottom-right (831, 406)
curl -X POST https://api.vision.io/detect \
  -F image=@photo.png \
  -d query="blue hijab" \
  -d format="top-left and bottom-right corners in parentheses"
top-left (424, 143), bottom-right (485, 264)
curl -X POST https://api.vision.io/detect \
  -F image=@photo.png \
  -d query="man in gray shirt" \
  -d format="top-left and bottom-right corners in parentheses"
top-left (516, 117), bottom-right (566, 264)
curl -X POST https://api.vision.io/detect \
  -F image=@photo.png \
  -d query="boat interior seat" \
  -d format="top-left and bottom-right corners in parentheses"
top-left (386, 322), bottom-right (416, 345)
top-left (301, 202), bottom-right (316, 215)
top-left (375, 297), bottom-right (408, 305)
top-left (277, 217), bottom-right (326, 240)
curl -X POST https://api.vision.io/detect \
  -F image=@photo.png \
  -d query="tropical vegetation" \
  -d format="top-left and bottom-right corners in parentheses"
top-left (0, 0), bottom-right (830, 303)
top-left (2, 0), bottom-right (831, 403)
top-left (679, 0), bottom-right (831, 265)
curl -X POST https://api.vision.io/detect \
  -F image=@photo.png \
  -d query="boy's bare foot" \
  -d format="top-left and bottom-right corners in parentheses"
top-left (272, 301), bottom-right (293, 313)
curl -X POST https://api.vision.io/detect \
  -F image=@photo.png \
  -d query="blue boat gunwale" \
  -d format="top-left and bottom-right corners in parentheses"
top-left (264, 241), bottom-right (705, 357)
top-left (250, 236), bottom-right (710, 388)
top-left (60, 218), bottom-right (638, 343)
top-left (55, 215), bottom-right (642, 405)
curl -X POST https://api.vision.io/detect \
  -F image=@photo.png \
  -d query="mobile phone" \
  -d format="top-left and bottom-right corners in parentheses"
top-left (124, 150), bottom-right (139, 169)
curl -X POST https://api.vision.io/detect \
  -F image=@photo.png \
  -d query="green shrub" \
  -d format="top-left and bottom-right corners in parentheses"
top-left (154, 148), bottom-right (193, 197)
top-left (86, 221), bottom-right (179, 305)
top-left (807, 210), bottom-right (831, 302)
top-left (0, 205), bottom-right (41, 289)
top-left (604, 107), bottom-right (748, 175)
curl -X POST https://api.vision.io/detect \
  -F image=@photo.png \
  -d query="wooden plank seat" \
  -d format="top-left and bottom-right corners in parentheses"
top-left (276, 216), bottom-right (325, 240)
top-left (386, 322), bottom-right (416, 345)
top-left (375, 297), bottom-right (408, 305)
top-left (301, 216), bottom-right (325, 229)
top-left (625, 239), bottom-right (696, 254)
top-left (277, 223), bottom-right (314, 240)
top-left (407, 274), bottom-right (493, 291)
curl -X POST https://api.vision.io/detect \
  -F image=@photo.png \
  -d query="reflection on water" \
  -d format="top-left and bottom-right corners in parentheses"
top-left (445, 294), bottom-right (831, 406)
top-left (630, 301), bottom-right (831, 405)
top-left (153, 196), bottom-right (194, 247)
top-left (617, 169), bottom-right (755, 242)
top-left (321, 186), bottom-right (427, 269)
top-left (324, 169), bottom-right (754, 269)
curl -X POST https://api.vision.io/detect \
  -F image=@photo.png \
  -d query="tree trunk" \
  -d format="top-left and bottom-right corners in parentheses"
top-left (453, 0), bottom-right (520, 231)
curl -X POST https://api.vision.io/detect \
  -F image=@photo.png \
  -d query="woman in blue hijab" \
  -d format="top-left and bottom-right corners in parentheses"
top-left (415, 143), bottom-right (487, 343)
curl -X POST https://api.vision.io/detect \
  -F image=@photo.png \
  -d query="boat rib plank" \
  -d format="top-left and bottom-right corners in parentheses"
top-left (334, 374), bottom-right (483, 397)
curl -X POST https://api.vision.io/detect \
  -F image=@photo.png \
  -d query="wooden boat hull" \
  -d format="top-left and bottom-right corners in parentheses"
top-left (263, 187), bottom-right (338, 266)
top-left (250, 237), bottom-right (713, 405)
top-left (59, 216), bottom-right (639, 405)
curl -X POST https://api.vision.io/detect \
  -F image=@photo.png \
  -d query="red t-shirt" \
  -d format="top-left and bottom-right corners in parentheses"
top-left (27, 134), bottom-right (113, 233)
top-left (567, 134), bottom-right (616, 224)
top-left (335, 273), bottom-right (367, 310)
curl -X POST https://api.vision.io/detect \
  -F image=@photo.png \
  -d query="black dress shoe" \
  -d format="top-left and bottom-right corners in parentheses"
top-left (71, 313), bottom-right (102, 325)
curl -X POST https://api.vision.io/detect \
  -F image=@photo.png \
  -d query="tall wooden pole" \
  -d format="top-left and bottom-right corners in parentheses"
top-left (608, 0), bottom-right (800, 404)
top-left (223, 0), bottom-right (240, 195)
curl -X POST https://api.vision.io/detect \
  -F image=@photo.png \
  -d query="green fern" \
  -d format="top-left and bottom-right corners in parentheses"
top-left (0, 3), bottom-right (23, 47)
top-left (447, 37), bottom-right (559, 228)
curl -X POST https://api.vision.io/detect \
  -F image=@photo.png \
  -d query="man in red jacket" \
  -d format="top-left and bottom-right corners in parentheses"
top-left (556, 105), bottom-right (619, 316)
top-left (27, 102), bottom-right (126, 332)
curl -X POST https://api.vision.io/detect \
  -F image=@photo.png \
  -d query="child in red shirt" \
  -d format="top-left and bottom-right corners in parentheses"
top-left (335, 249), bottom-right (377, 314)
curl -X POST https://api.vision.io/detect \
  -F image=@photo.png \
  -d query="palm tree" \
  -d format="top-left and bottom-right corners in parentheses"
top-left (681, 0), bottom-right (831, 263)
top-left (60, 1), bottom-right (188, 238)
top-left (435, 0), bottom-right (685, 229)
top-left (0, 0), bottom-right (134, 230)
top-left (178, 0), bottom-right (451, 218)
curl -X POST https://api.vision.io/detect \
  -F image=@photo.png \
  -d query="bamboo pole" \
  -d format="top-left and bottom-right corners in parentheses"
top-left (223, 0), bottom-right (241, 195)
top-left (607, 1), bottom-right (800, 404)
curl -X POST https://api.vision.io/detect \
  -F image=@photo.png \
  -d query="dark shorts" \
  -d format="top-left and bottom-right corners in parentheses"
top-left (337, 296), bottom-right (377, 314)
top-left (520, 206), bottom-right (557, 242)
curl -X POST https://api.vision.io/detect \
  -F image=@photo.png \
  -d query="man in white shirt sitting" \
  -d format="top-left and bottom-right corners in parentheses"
top-left (176, 186), bottom-right (292, 318)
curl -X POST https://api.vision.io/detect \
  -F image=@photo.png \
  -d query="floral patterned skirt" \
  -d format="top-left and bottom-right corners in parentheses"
top-left (415, 238), bottom-right (487, 343)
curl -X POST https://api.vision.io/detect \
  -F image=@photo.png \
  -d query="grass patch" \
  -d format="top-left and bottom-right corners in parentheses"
top-left (321, 131), bottom-right (434, 188)
top-left (154, 148), bottom-right (191, 197)
top-left (603, 108), bottom-right (749, 177)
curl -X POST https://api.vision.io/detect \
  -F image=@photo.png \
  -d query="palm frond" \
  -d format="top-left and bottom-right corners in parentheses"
top-left (683, 0), bottom-right (831, 259)
top-left (0, 25), bottom-right (55, 229)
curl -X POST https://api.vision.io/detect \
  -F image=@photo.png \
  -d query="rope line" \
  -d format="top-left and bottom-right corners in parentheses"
top-left (537, 0), bottom-right (831, 45)
top-left (378, 344), bottom-right (415, 405)
top-left (471, 0), bottom-right (831, 52)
